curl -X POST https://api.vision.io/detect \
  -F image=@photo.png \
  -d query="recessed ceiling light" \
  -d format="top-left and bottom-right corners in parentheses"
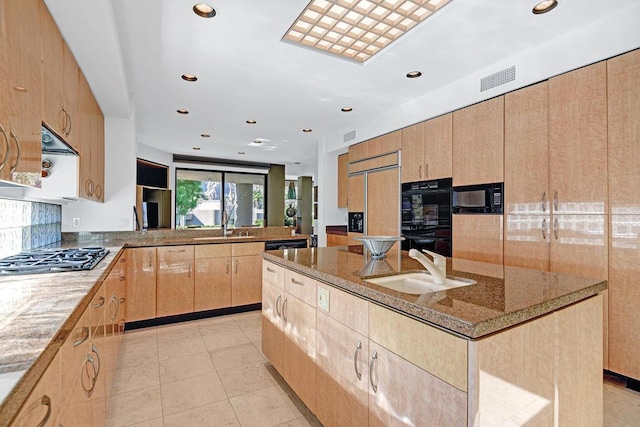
top-left (282, 0), bottom-right (453, 63)
top-left (201, 134), bottom-right (210, 138)
top-left (193, 147), bottom-right (201, 150)
top-left (182, 74), bottom-right (198, 82)
top-left (341, 107), bottom-right (353, 112)
top-left (406, 71), bottom-right (422, 79)
top-left (177, 109), bottom-right (189, 114)
top-left (193, 3), bottom-right (216, 18)
top-left (246, 120), bottom-right (257, 124)
top-left (294, 162), bottom-right (301, 165)
top-left (253, 139), bottom-right (263, 144)
top-left (532, 0), bottom-right (558, 14)
top-left (302, 129), bottom-right (312, 133)
top-left (238, 151), bottom-right (245, 155)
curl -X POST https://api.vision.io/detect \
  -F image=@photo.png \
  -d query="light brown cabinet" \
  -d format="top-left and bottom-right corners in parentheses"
top-left (0, 0), bottom-right (42, 187)
top-left (78, 71), bottom-right (105, 202)
top-left (125, 247), bottom-right (157, 322)
top-left (347, 173), bottom-right (364, 212)
top-left (453, 214), bottom-right (504, 266)
top-left (549, 61), bottom-right (608, 214)
top-left (231, 242), bottom-right (264, 307)
top-left (261, 261), bottom-right (285, 374)
top-left (11, 354), bottom-right (61, 426)
top-left (452, 96), bottom-right (504, 186)
top-left (326, 233), bottom-right (348, 246)
top-left (348, 141), bottom-right (368, 163)
top-left (367, 131), bottom-right (401, 158)
top-left (366, 167), bottom-right (400, 237)
top-left (194, 244), bottom-right (232, 311)
top-left (156, 245), bottom-right (195, 317)
top-left (337, 153), bottom-right (348, 208)
top-left (401, 113), bottom-right (452, 183)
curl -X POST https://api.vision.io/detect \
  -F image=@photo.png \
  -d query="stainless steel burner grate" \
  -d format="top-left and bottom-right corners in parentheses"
top-left (0, 247), bottom-right (109, 275)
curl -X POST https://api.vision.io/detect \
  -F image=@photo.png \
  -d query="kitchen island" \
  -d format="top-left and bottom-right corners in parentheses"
top-left (262, 246), bottom-right (607, 426)
top-left (0, 229), bottom-right (307, 427)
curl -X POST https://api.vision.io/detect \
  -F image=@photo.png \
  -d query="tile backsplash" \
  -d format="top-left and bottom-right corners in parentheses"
top-left (0, 199), bottom-right (61, 258)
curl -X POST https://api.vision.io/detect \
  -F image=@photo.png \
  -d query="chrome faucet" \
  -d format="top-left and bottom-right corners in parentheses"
top-left (408, 249), bottom-right (446, 284)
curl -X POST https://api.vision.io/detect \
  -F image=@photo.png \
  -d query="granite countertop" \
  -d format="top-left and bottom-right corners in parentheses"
top-left (0, 230), bottom-right (309, 425)
top-left (262, 246), bottom-right (607, 339)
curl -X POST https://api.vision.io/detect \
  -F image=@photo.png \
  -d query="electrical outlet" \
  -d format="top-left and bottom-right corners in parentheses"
top-left (117, 217), bottom-right (128, 227)
top-left (72, 217), bottom-right (80, 228)
top-left (318, 286), bottom-right (330, 312)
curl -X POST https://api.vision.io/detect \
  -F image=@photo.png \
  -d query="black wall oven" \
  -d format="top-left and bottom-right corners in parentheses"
top-left (400, 178), bottom-right (452, 257)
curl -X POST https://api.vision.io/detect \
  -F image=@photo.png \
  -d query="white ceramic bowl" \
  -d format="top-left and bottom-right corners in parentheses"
top-left (355, 236), bottom-right (404, 259)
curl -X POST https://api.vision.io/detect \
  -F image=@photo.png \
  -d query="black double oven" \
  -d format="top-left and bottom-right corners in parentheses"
top-left (401, 178), bottom-right (453, 257)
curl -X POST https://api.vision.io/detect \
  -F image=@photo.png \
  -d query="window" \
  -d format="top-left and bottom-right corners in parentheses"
top-left (175, 169), bottom-right (266, 228)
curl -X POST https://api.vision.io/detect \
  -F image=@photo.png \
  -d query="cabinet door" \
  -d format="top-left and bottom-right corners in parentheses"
top-left (1, 0), bottom-right (42, 185)
top-left (368, 343), bottom-right (467, 427)
top-left (125, 247), bottom-right (157, 321)
top-left (368, 130), bottom-right (401, 157)
top-left (231, 254), bottom-right (262, 306)
top-left (608, 214), bottom-right (640, 380)
top-left (337, 153), bottom-right (349, 208)
top-left (62, 40), bottom-right (80, 150)
top-left (366, 168), bottom-right (400, 237)
top-left (316, 311), bottom-right (369, 427)
top-left (11, 353), bottom-right (61, 426)
top-left (453, 96), bottom-right (504, 186)
top-left (78, 71), bottom-right (93, 199)
top-left (194, 256), bottom-right (232, 311)
top-left (503, 214), bottom-right (550, 271)
top-left (348, 141), bottom-right (368, 163)
top-left (504, 81), bottom-right (549, 213)
top-left (550, 214), bottom-right (608, 280)
top-left (401, 121), bottom-right (425, 183)
top-left (283, 294), bottom-right (316, 413)
top-left (424, 112), bottom-right (453, 180)
top-left (40, 0), bottom-right (66, 138)
top-left (93, 105), bottom-right (105, 202)
top-left (549, 62), bottom-right (607, 214)
top-left (453, 214), bottom-right (504, 265)
top-left (157, 246), bottom-right (195, 317)
top-left (262, 277), bottom-right (284, 374)
top-left (348, 174), bottom-right (365, 212)
top-left (608, 49), bottom-right (640, 215)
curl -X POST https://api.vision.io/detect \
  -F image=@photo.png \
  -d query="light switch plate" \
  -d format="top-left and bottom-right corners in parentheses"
top-left (318, 286), bottom-right (330, 312)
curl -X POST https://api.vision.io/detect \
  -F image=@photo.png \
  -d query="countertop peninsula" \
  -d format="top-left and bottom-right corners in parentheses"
top-left (262, 246), bottom-right (607, 339)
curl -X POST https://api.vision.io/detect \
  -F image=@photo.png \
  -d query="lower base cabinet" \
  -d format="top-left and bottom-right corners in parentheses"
top-left (264, 262), bottom-right (604, 427)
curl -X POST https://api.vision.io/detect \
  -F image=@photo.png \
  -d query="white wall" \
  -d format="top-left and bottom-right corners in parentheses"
top-left (61, 115), bottom-right (136, 232)
top-left (314, 3), bottom-right (640, 244)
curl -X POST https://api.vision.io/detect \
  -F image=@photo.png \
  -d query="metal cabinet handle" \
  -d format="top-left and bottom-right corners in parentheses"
top-left (226, 259), bottom-right (230, 274)
top-left (64, 108), bottom-right (72, 137)
top-left (36, 395), bottom-right (52, 427)
top-left (369, 350), bottom-right (378, 393)
top-left (0, 124), bottom-right (9, 172)
top-left (59, 108), bottom-right (68, 135)
top-left (354, 340), bottom-right (362, 380)
top-left (119, 276), bottom-right (125, 281)
top-left (85, 179), bottom-right (94, 197)
top-left (73, 326), bottom-right (90, 347)
top-left (9, 130), bottom-right (20, 174)
top-left (119, 258), bottom-right (126, 263)
top-left (418, 164), bottom-right (422, 179)
top-left (188, 261), bottom-right (192, 278)
top-left (553, 217), bottom-right (559, 240)
top-left (425, 163), bottom-right (429, 178)
top-left (91, 344), bottom-right (101, 379)
top-left (95, 184), bottom-right (103, 200)
top-left (541, 218), bottom-right (547, 240)
top-left (541, 191), bottom-right (546, 213)
top-left (282, 297), bottom-right (288, 322)
top-left (553, 190), bottom-right (558, 212)
top-left (235, 259), bottom-right (239, 274)
top-left (119, 297), bottom-right (125, 304)
top-left (93, 296), bottom-right (106, 308)
top-left (275, 294), bottom-right (282, 318)
top-left (81, 353), bottom-right (98, 397)
top-left (109, 295), bottom-right (119, 322)
top-left (266, 267), bottom-right (276, 273)
top-left (291, 278), bottom-right (304, 286)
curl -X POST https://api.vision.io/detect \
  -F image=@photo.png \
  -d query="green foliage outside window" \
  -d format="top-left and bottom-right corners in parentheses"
top-left (176, 179), bottom-right (203, 216)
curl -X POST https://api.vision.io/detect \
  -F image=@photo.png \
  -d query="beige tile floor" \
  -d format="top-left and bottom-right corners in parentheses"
top-left (107, 310), bottom-right (640, 427)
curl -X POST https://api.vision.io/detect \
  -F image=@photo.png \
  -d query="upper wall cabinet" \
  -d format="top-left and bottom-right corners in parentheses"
top-left (452, 96), bottom-right (504, 186)
top-left (549, 62), bottom-right (607, 214)
top-left (608, 49), bottom-right (640, 215)
top-left (401, 113), bottom-right (452, 183)
top-left (367, 130), bottom-right (401, 158)
top-left (337, 153), bottom-right (348, 208)
top-left (0, 0), bottom-right (42, 187)
top-left (78, 71), bottom-right (105, 202)
top-left (349, 141), bottom-right (368, 163)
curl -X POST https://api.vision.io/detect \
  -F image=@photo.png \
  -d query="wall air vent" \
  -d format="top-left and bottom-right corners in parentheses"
top-left (344, 130), bottom-right (356, 143)
top-left (480, 66), bottom-right (516, 92)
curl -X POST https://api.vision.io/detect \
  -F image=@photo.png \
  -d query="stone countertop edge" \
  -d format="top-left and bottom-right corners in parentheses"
top-left (261, 251), bottom-right (607, 340)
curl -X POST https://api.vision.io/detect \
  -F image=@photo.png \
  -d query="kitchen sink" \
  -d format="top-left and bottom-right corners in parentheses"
top-left (192, 235), bottom-right (253, 240)
top-left (365, 272), bottom-right (475, 295)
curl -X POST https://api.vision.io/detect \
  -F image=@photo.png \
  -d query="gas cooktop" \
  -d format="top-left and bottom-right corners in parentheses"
top-left (0, 247), bottom-right (109, 276)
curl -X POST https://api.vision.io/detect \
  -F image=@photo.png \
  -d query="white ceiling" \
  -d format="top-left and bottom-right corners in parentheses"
top-left (45, 0), bottom-right (638, 170)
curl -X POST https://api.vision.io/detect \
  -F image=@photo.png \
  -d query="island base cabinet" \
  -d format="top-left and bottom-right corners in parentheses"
top-left (283, 294), bottom-right (316, 414)
top-left (315, 311), bottom-right (369, 427)
top-left (368, 343), bottom-right (467, 427)
top-left (261, 276), bottom-right (284, 374)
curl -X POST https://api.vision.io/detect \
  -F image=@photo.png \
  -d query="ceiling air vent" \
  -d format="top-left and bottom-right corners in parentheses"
top-left (344, 130), bottom-right (356, 143)
top-left (480, 66), bottom-right (516, 92)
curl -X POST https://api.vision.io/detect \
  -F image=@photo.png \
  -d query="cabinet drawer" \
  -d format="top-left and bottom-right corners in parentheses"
top-left (284, 270), bottom-right (316, 307)
top-left (317, 284), bottom-right (368, 337)
top-left (195, 243), bottom-right (232, 259)
top-left (60, 309), bottom-right (92, 392)
top-left (157, 245), bottom-right (194, 262)
top-left (232, 242), bottom-right (265, 257)
top-left (263, 261), bottom-right (284, 287)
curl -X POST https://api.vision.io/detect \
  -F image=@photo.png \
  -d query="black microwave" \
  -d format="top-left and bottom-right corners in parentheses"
top-left (452, 182), bottom-right (503, 214)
